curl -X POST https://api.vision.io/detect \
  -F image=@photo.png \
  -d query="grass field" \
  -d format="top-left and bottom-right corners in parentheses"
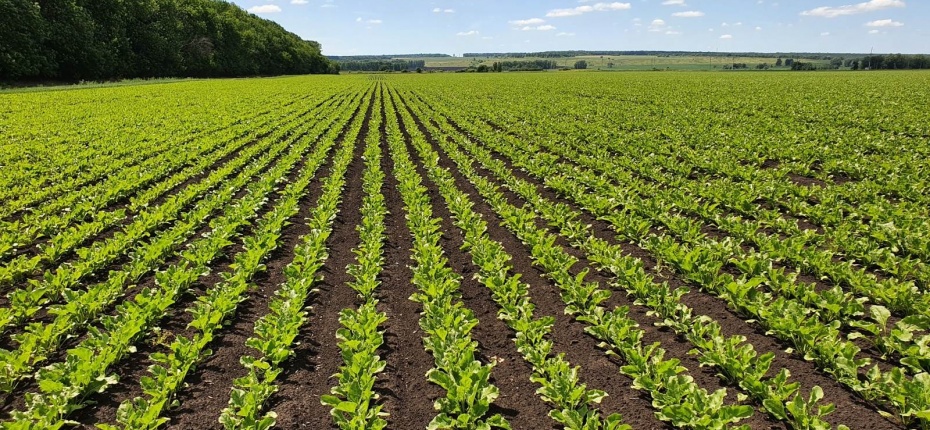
top-left (1, 71), bottom-right (929, 429)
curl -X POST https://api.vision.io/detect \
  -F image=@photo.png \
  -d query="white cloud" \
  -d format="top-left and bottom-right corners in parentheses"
top-left (648, 18), bottom-right (666, 31)
top-left (662, 0), bottom-right (686, 5)
top-left (672, 10), bottom-right (704, 17)
top-left (510, 18), bottom-right (555, 30)
top-left (866, 18), bottom-right (904, 26)
top-left (720, 34), bottom-right (733, 39)
top-left (457, 30), bottom-right (479, 36)
top-left (546, 2), bottom-right (631, 17)
top-left (291, 0), bottom-right (308, 4)
top-left (665, 30), bottom-right (681, 34)
top-left (433, 8), bottom-right (455, 13)
top-left (756, 26), bottom-right (762, 30)
top-left (356, 17), bottom-right (382, 24)
top-left (869, 29), bottom-right (880, 33)
top-left (521, 24), bottom-right (557, 31)
top-left (509, 18), bottom-right (546, 26)
top-left (557, 32), bottom-right (576, 36)
top-left (821, 31), bottom-right (831, 35)
top-left (801, 0), bottom-right (905, 18)
top-left (248, 4), bottom-right (281, 13)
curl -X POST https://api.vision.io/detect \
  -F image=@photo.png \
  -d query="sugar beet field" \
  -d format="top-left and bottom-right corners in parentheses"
top-left (1, 71), bottom-right (930, 430)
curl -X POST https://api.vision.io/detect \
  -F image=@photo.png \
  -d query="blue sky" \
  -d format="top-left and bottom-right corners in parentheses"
top-left (229, 0), bottom-right (927, 55)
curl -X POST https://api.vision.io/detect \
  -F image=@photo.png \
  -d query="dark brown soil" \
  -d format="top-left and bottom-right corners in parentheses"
top-left (831, 173), bottom-right (856, 185)
top-left (788, 173), bottom-right (828, 188)
top-left (761, 159), bottom-right (781, 169)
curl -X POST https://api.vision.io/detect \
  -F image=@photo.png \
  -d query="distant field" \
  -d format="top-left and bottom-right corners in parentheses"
top-left (2, 71), bottom-right (929, 429)
top-left (402, 54), bottom-right (831, 70)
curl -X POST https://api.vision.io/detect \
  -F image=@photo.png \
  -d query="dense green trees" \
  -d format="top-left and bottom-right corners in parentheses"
top-left (338, 59), bottom-right (426, 72)
top-left (861, 54), bottom-right (930, 70)
top-left (493, 60), bottom-right (558, 71)
top-left (0, 1), bottom-right (53, 79)
top-left (0, 0), bottom-right (336, 82)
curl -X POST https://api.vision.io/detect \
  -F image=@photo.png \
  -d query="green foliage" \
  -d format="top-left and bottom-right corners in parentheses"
top-left (0, 0), bottom-right (336, 82)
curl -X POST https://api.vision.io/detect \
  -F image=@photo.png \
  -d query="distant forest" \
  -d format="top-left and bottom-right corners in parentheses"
top-left (0, 0), bottom-right (338, 82)
top-left (339, 60), bottom-right (427, 72)
top-left (859, 54), bottom-right (930, 70)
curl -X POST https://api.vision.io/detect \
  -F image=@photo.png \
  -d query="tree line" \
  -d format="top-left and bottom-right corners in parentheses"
top-left (859, 54), bottom-right (930, 70)
top-left (0, 0), bottom-right (337, 82)
top-left (338, 60), bottom-right (426, 72)
top-left (489, 60), bottom-right (559, 71)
